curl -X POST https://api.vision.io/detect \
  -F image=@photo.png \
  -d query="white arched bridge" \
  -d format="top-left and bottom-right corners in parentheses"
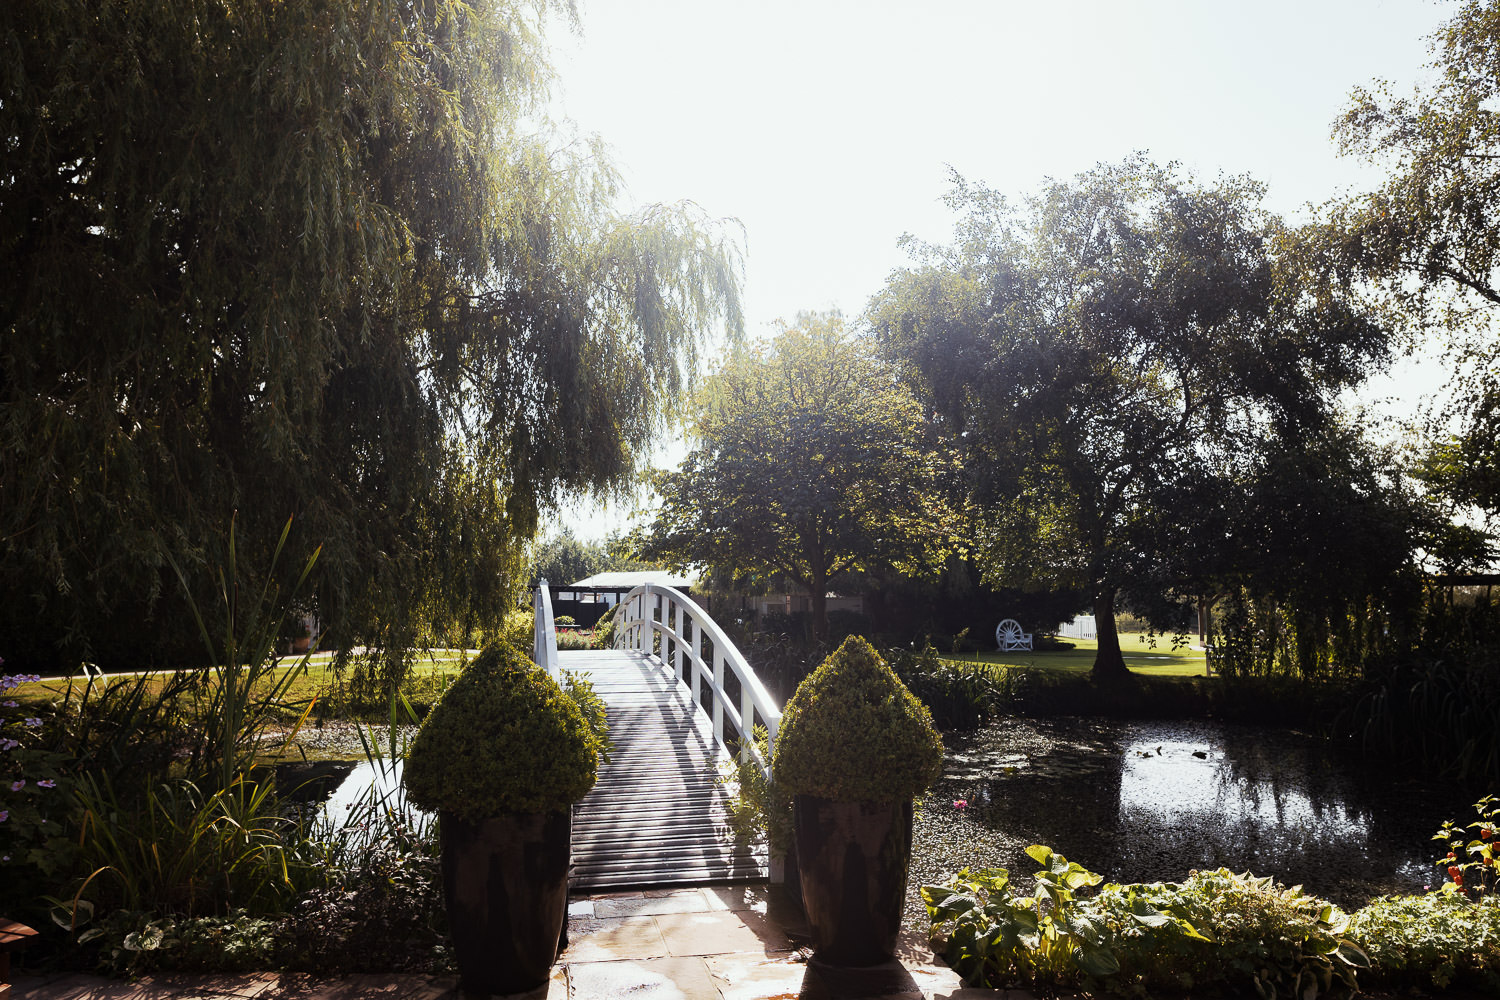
top-left (533, 581), bottom-right (782, 890)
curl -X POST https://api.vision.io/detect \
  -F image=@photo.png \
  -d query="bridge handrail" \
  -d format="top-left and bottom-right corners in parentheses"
top-left (533, 578), bottom-right (560, 681)
top-left (615, 583), bottom-right (781, 780)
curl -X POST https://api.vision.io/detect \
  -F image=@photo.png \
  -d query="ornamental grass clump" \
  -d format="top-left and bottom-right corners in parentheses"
top-left (402, 643), bottom-right (605, 820)
top-left (772, 635), bottom-right (943, 802)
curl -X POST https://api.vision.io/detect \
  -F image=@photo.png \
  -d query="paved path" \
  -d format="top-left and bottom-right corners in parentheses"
top-left (10, 885), bottom-right (1021, 999)
top-left (562, 650), bottom-right (767, 890)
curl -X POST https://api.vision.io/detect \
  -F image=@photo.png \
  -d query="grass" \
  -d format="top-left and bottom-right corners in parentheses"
top-left (7, 648), bottom-right (478, 721)
top-left (943, 632), bottom-right (1208, 677)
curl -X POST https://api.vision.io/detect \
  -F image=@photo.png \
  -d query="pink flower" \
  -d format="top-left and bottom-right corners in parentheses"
top-left (953, 799), bottom-right (968, 810)
top-left (37, 780), bottom-right (55, 789)
top-left (0, 811), bottom-right (8, 823)
top-left (8, 780), bottom-right (22, 792)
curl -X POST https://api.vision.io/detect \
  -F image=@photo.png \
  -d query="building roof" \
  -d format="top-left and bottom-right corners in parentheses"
top-left (568, 570), bottom-right (694, 590)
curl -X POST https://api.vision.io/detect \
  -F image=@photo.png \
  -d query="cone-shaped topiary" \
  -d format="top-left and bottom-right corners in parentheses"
top-left (772, 635), bottom-right (944, 802)
top-left (402, 643), bottom-right (604, 821)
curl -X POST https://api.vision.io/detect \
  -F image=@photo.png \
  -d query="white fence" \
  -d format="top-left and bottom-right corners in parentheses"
top-left (615, 583), bottom-right (782, 784)
top-left (1057, 615), bottom-right (1097, 640)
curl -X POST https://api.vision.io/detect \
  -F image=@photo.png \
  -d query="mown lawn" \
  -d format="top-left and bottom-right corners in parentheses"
top-left (9, 647), bottom-right (477, 716)
top-left (944, 631), bottom-right (1208, 677)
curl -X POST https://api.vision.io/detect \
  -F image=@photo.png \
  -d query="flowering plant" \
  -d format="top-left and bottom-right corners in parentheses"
top-left (1433, 794), bottom-right (1500, 898)
top-left (0, 660), bottom-right (74, 875)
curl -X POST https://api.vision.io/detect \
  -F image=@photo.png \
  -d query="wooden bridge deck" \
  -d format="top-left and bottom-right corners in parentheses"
top-left (560, 648), bottom-right (768, 890)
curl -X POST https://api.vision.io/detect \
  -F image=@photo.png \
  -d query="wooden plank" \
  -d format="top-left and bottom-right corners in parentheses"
top-left (560, 649), bottom-right (767, 890)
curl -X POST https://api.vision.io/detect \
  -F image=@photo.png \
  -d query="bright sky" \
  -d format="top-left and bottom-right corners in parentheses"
top-left (546, 0), bottom-right (1457, 540)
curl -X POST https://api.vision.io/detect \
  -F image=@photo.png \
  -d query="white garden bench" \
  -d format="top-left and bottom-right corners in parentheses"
top-left (995, 618), bottom-right (1033, 651)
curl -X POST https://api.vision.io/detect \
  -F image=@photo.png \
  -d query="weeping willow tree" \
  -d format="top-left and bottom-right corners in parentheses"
top-left (0, 0), bottom-right (741, 678)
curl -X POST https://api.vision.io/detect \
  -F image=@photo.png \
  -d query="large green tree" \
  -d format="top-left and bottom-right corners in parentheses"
top-left (641, 313), bottom-right (963, 641)
top-left (0, 0), bottom-right (740, 674)
top-left (1323, 0), bottom-right (1500, 526)
top-left (871, 160), bottom-right (1389, 681)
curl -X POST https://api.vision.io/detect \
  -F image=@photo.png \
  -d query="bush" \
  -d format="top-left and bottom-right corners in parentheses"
top-left (1348, 892), bottom-right (1500, 991)
top-left (499, 609), bottom-right (534, 650)
top-left (887, 646), bottom-right (1009, 730)
top-left (926, 857), bottom-right (1369, 998)
top-left (771, 635), bottom-right (942, 802)
top-left (66, 773), bottom-right (317, 919)
top-left (79, 909), bottom-right (282, 977)
top-left (555, 629), bottom-right (593, 651)
top-left (589, 603), bottom-right (620, 649)
top-left (401, 643), bottom-right (604, 819)
top-left (1100, 869), bottom-right (1367, 999)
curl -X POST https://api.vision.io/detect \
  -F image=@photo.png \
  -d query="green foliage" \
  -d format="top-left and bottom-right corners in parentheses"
top-left (771, 636), bottom-right (943, 802)
top-left (1348, 892), bottom-right (1500, 991)
top-left (0, 668), bottom-right (77, 909)
top-left (641, 312), bottom-right (964, 640)
top-left (559, 670), bottom-right (612, 767)
top-left (872, 159), bottom-right (1390, 681)
top-left (1322, 1), bottom-right (1500, 537)
top-left (65, 773), bottom-right (314, 919)
top-left (401, 644), bottom-right (603, 819)
top-left (0, 0), bottom-right (741, 676)
top-left (1108, 870), bottom-right (1367, 1000)
top-left (78, 909), bottom-right (282, 978)
top-left (530, 530), bottom-right (609, 588)
top-left (555, 630), bottom-right (594, 651)
top-left (887, 645), bottom-right (1010, 730)
top-left (924, 849), bottom-right (1124, 988)
top-left (589, 603), bottom-right (620, 650)
top-left (717, 725), bottom-right (791, 854)
top-left (925, 857), bottom-right (1368, 999)
top-left (1177, 422), bottom-right (1427, 684)
top-left (1351, 652), bottom-right (1500, 783)
top-left (1432, 794), bottom-right (1500, 898)
top-left (167, 514), bottom-right (321, 791)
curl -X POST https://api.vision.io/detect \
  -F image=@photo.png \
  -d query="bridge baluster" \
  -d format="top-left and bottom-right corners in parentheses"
top-left (712, 653), bottom-right (725, 745)
top-left (740, 679), bottom-right (755, 764)
top-left (615, 582), bottom-right (782, 794)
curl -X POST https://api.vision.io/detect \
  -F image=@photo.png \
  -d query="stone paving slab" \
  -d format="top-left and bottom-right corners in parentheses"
top-left (10, 882), bottom-right (1010, 1000)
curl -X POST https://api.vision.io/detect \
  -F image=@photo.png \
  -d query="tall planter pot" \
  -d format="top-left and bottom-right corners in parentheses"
top-left (793, 795), bottom-right (913, 967)
top-left (439, 808), bottom-right (572, 995)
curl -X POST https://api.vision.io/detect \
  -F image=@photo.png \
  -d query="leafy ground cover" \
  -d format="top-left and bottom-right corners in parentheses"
top-left (925, 807), bottom-right (1500, 998)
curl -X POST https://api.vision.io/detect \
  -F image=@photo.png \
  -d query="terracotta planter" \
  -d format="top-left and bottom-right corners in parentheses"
top-left (439, 809), bottom-right (572, 995)
top-left (793, 795), bottom-right (912, 966)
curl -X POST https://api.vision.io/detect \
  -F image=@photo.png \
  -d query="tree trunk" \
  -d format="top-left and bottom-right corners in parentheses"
top-left (1091, 587), bottom-right (1131, 683)
top-left (810, 586), bottom-right (828, 644)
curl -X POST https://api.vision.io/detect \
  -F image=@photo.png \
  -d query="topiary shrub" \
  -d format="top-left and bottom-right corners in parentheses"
top-left (772, 635), bottom-right (943, 802)
top-left (402, 643), bottom-right (604, 820)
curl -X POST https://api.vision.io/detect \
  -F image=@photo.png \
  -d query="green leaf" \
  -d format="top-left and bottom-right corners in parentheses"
top-left (1335, 941), bottom-right (1371, 969)
top-left (1076, 944), bottom-right (1121, 977)
top-left (1025, 844), bottom-right (1054, 866)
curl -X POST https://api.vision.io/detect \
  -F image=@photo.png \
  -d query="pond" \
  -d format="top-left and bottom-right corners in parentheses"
top-left (908, 716), bottom-right (1483, 920)
top-left (307, 715), bottom-right (1483, 925)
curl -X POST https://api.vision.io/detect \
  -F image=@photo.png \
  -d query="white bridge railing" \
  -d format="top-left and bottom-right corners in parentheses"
top-left (533, 577), bottom-right (560, 681)
top-left (616, 583), bottom-right (781, 783)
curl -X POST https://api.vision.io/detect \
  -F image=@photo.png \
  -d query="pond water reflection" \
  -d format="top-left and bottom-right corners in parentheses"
top-left (913, 717), bottom-right (1481, 909)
